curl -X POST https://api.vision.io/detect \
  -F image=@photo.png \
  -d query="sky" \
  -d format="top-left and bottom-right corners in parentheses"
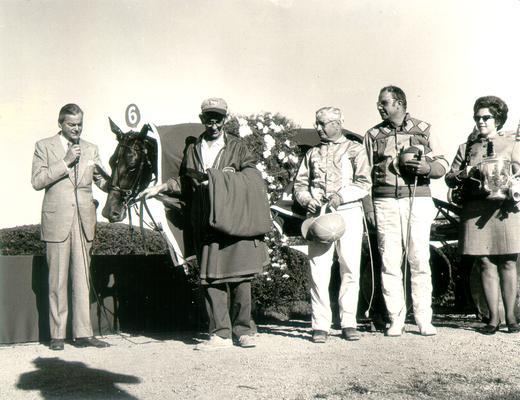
top-left (1, 0), bottom-right (520, 228)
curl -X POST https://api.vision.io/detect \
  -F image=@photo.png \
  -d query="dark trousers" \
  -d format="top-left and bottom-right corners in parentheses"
top-left (204, 281), bottom-right (252, 339)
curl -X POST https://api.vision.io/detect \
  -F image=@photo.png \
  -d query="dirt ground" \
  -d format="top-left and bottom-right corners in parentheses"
top-left (1, 314), bottom-right (520, 400)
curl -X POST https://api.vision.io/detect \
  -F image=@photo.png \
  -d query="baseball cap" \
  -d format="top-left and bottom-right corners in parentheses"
top-left (201, 97), bottom-right (228, 115)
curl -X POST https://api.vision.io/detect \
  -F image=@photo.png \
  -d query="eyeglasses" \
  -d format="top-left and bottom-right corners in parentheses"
top-left (314, 120), bottom-right (339, 129)
top-left (203, 117), bottom-right (225, 126)
top-left (376, 99), bottom-right (396, 107)
top-left (473, 115), bottom-right (495, 122)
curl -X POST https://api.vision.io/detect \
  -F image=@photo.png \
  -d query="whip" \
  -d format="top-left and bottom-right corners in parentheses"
top-left (399, 148), bottom-right (423, 321)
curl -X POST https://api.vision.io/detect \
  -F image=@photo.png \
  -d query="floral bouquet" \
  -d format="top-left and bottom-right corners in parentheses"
top-left (224, 112), bottom-right (311, 318)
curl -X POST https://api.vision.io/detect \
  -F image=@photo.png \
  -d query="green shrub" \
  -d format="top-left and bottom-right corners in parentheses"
top-left (0, 225), bottom-right (45, 255)
top-left (252, 246), bottom-right (311, 319)
top-left (0, 223), bottom-right (168, 256)
top-left (93, 223), bottom-right (168, 255)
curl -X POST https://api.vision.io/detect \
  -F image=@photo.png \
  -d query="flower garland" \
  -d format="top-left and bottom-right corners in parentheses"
top-left (225, 112), bottom-right (301, 203)
top-left (224, 112), bottom-right (311, 314)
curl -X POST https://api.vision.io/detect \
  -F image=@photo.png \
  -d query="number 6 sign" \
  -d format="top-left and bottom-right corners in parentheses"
top-left (125, 104), bottom-right (141, 128)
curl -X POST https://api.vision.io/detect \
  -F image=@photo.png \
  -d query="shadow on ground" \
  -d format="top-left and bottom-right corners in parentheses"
top-left (16, 357), bottom-right (140, 399)
top-left (256, 319), bottom-right (312, 340)
top-left (255, 313), bottom-right (486, 341)
top-left (134, 331), bottom-right (202, 345)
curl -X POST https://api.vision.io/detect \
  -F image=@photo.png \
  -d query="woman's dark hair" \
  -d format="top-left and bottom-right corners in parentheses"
top-left (473, 96), bottom-right (508, 130)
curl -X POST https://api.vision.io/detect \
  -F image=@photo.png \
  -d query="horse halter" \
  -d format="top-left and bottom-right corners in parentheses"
top-left (109, 137), bottom-right (153, 206)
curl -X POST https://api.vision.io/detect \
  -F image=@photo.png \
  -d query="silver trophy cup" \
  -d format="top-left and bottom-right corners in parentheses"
top-left (477, 157), bottom-right (513, 201)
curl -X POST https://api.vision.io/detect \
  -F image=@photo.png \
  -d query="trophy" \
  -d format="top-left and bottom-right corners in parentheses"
top-left (478, 158), bottom-right (512, 200)
top-left (477, 139), bottom-right (520, 201)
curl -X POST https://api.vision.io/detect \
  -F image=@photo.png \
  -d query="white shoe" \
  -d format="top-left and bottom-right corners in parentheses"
top-left (418, 322), bottom-right (437, 336)
top-left (385, 322), bottom-right (405, 337)
top-left (237, 335), bottom-right (256, 348)
top-left (194, 335), bottom-right (233, 351)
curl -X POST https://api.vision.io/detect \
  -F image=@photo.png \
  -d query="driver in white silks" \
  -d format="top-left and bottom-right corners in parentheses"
top-left (293, 107), bottom-right (372, 343)
top-left (364, 85), bottom-right (449, 337)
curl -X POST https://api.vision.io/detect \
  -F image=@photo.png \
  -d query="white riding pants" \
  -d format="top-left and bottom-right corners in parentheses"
top-left (308, 205), bottom-right (364, 331)
top-left (373, 196), bottom-right (436, 325)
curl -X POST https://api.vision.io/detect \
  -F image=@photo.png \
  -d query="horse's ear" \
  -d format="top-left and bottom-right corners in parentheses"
top-left (108, 117), bottom-right (124, 140)
top-left (138, 123), bottom-right (151, 139)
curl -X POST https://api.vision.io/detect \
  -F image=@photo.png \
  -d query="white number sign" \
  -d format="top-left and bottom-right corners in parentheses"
top-left (125, 104), bottom-right (141, 128)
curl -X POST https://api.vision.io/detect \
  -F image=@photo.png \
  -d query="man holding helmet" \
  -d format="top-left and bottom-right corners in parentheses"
top-left (293, 107), bottom-right (371, 343)
top-left (364, 86), bottom-right (449, 337)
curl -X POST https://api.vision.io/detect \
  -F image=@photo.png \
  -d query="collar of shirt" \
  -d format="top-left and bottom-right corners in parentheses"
top-left (59, 133), bottom-right (73, 152)
top-left (320, 135), bottom-right (347, 145)
top-left (482, 132), bottom-right (499, 140)
top-left (383, 112), bottom-right (410, 131)
top-left (201, 133), bottom-right (226, 170)
top-left (468, 128), bottom-right (501, 144)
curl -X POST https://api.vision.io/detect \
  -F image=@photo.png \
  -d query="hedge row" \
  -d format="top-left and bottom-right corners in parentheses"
top-left (0, 223), bottom-right (169, 256)
top-left (0, 223), bottom-right (310, 319)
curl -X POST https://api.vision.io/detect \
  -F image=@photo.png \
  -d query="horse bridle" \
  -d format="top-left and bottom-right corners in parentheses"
top-left (108, 135), bottom-right (164, 254)
top-left (109, 138), bottom-right (155, 206)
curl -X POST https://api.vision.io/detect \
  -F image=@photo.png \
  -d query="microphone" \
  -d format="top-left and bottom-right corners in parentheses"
top-left (72, 138), bottom-right (79, 184)
top-left (68, 137), bottom-right (80, 163)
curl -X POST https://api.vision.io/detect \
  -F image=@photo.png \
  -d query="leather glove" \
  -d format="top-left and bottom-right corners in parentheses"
top-left (403, 158), bottom-right (431, 176)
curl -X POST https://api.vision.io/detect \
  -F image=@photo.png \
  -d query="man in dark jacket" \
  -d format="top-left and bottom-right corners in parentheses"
top-left (142, 98), bottom-right (271, 350)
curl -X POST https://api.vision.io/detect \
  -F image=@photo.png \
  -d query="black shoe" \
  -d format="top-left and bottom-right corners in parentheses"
top-left (342, 327), bottom-right (360, 341)
top-left (49, 339), bottom-right (64, 351)
top-left (312, 330), bottom-right (328, 343)
top-left (72, 337), bottom-right (110, 348)
top-left (507, 323), bottom-right (520, 333)
top-left (370, 314), bottom-right (388, 332)
top-left (478, 324), bottom-right (499, 335)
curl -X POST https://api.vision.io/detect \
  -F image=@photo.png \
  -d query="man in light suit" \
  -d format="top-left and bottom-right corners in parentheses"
top-left (32, 103), bottom-right (110, 350)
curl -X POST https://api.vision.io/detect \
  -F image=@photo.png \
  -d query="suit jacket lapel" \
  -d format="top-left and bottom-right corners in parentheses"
top-left (46, 134), bottom-right (76, 184)
top-left (49, 133), bottom-right (66, 160)
top-left (76, 140), bottom-right (88, 184)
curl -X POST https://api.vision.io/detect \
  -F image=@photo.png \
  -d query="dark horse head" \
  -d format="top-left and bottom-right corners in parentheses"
top-left (102, 118), bottom-right (158, 222)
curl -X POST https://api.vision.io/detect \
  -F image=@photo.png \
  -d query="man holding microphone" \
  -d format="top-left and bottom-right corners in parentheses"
top-left (32, 103), bottom-right (110, 350)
